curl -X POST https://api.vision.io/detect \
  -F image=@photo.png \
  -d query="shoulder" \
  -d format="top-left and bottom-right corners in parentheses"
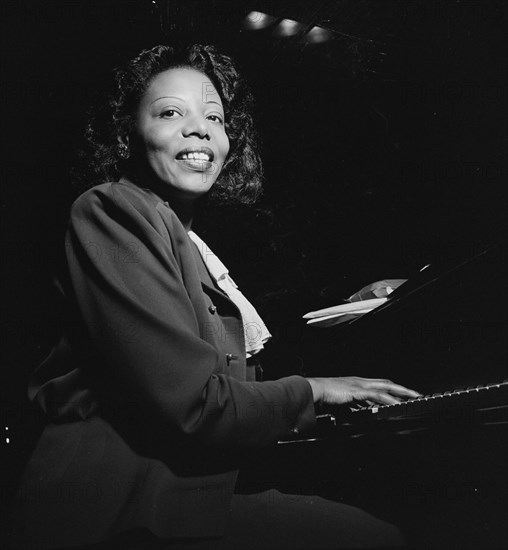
top-left (72, 180), bottom-right (159, 219)
top-left (70, 180), bottom-right (185, 240)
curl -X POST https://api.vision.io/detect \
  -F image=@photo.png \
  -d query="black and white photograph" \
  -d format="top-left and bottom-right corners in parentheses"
top-left (1, 1), bottom-right (507, 549)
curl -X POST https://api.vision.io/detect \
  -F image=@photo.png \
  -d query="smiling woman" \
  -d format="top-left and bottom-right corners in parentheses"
top-left (75, 44), bottom-right (263, 208)
top-left (130, 67), bottom-right (230, 211)
top-left (6, 43), bottom-right (417, 550)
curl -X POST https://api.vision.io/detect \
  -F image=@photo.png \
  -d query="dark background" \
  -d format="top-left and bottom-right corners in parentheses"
top-left (1, 2), bottom-right (507, 548)
top-left (2, 0), bottom-right (506, 381)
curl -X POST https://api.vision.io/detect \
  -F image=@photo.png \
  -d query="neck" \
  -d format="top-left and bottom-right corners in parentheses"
top-left (170, 199), bottom-right (194, 231)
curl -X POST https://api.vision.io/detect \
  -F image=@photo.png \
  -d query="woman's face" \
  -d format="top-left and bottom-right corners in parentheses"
top-left (133, 67), bottom-right (230, 200)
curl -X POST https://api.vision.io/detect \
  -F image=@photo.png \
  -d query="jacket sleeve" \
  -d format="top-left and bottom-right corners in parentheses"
top-left (66, 182), bottom-right (316, 448)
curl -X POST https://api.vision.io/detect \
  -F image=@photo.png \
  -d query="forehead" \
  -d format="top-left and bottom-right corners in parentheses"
top-left (143, 67), bottom-right (223, 107)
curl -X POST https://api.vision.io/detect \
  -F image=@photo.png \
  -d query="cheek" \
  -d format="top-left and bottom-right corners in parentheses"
top-left (142, 132), bottom-right (175, 167)
top-left (141, 140), bottom-right (174, 179)
top-left (145, 130), bottom-right (172, 154)
top-left (220, 132), bottom-right (230, 160)
top-left (136, 121), bottom-right (169, 151)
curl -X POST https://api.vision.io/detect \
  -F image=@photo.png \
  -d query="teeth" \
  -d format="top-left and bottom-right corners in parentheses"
top-left (181, 152), bottom-right (211, 161)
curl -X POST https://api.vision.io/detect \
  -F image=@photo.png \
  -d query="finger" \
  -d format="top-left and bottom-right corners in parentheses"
top-left (362, 391), bottom-right (403, 406)
top-left (377, 382), bottom-right (422, 399)
top-left (354, 377), bottom-right (397, 387)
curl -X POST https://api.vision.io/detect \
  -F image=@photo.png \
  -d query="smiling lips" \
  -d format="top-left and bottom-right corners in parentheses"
top-left (176, 146), bottom-right (214, 161)
top-left (175, 146), bottom-right (215, 172)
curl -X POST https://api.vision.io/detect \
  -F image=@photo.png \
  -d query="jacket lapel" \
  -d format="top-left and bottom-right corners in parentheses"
top-left (188, 239), bottom-right (241, 314)
top-left (117, 175), bottom-right (240, 316)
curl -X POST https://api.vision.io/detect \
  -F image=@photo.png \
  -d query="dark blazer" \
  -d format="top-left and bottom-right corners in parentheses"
top-left (8, 178), bottom-right (316, 549)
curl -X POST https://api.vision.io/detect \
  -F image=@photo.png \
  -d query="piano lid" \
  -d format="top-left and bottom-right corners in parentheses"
top-left (310, 244), bottom-right (508, 395)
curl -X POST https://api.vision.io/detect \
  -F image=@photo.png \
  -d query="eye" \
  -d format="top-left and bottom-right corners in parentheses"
top-left (160, 109), bottom-right (181, 119)
top-left (207, 114), bottom-right (224, 124)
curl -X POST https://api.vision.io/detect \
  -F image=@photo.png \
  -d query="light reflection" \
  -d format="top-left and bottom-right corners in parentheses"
top-left (243, 11), bottom-right (278, 30)
top-left (274, 18), bottom-right (304, 37)
top-left (304, 26), bottom-right (333, 43)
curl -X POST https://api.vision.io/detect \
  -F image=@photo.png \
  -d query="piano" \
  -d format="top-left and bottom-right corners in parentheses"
top-left (277, 379), bottom-right (508, 446)
top-left (348, 379), bottom-right (508, 421)
top-left (282, 244), bottom-right (508, 431)
top-left (240, 245), bottom-right (508, 550)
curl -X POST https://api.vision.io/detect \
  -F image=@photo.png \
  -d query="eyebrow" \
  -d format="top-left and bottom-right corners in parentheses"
top-left (150, 95), bottom-right (223, 108)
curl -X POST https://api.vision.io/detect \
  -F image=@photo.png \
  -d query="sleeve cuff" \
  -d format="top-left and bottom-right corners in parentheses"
top-left (284, 375), bottom-right (317, 439)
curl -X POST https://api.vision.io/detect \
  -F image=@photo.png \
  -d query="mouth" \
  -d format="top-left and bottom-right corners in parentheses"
top-left (175, 159), bottom-right (214, 172)
top-left (175, 146), bottom-right (214, 163)
top-left (175, 146), bottom-right (215, 172)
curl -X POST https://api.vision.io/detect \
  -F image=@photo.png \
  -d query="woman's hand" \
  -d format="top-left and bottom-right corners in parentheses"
top-left (306, 376), bottom-right (421, 406)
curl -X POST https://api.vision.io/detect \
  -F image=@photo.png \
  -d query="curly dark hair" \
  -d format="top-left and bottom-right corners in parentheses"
top-left (74, 44), bottom-right (263, 205)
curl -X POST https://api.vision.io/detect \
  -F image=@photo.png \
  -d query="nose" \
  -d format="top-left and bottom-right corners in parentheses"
top-left (182, 114), bottom-right (210, 140)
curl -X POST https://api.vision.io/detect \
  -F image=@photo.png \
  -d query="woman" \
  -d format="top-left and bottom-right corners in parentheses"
top-left (7, 44), bottom-right (419, 550)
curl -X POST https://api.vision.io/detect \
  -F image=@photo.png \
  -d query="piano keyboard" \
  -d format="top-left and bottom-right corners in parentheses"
top-left (350, 380), bottom-right (508, 420)
top-left (278, 380), bottom-right (508, 444)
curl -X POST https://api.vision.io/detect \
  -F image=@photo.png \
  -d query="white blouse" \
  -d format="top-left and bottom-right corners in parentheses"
top-left (188, 230), bottom-right (272, 357)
